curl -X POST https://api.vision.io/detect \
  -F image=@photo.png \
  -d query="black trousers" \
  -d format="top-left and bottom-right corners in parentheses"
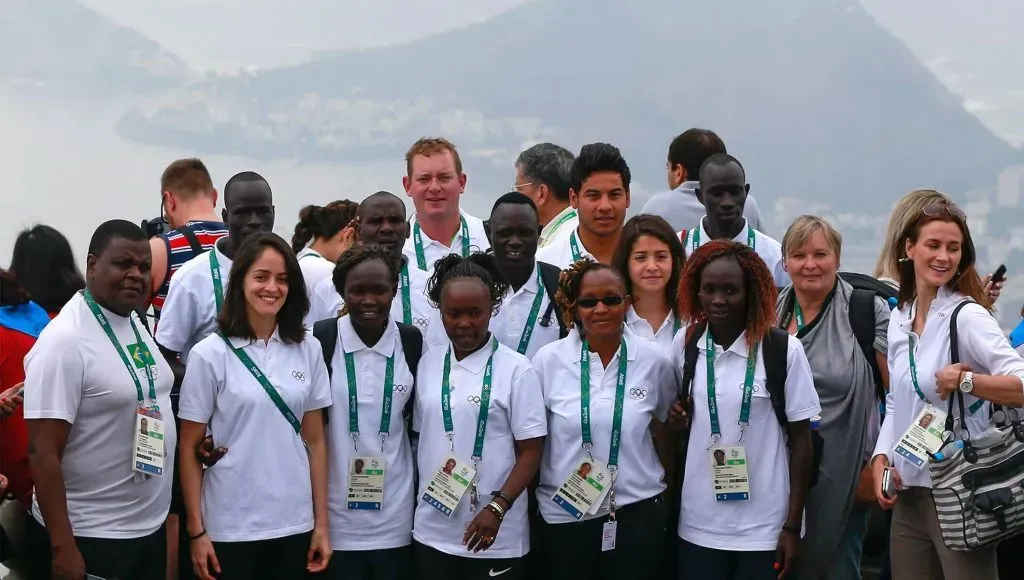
top-left (675, 538), bottom-right (780, 580)
top-left (539, 496), bottom-right (666, 580)
top-left (413, 541), bottom-right (524, 580)
top-left (322, 545), bottom-right (412, 580)
top-left (205, 531), bottom-right (311, 580)
top-left (24, 515), bottom-right (166, 580)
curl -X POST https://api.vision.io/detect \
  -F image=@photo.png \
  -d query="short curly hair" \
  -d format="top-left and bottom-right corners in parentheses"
top-left (426, 252), bottom-right (510, 315)
top-left (554, 257), bottom-right (627, 331)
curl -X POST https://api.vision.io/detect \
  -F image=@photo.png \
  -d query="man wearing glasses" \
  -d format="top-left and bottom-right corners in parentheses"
top-left (513, 143), bottom-right (578, 248)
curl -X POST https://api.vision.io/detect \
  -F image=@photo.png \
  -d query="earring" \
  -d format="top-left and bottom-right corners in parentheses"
top-left (898, 257), bottom-right (911, 264)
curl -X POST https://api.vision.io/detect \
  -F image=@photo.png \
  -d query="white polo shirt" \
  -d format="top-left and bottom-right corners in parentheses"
top-left (402, 211), bottom-right (490, 274)
top-left (308, 261), bottom-right (447, 348)
top-left (534, 329), bottom-right (678, 524)
top-left (23, 292), bottom-right (177, 539)
top-left (683, 218), bottom-right (790, 287)
top-left (155, 239), bottom-right (232, 361)
top-left (178, 329), bottom-right (333, 542)
top-left (326, 316), bottom-right (420, 551)
top-left (624, 306), bottom-right (682, 354)
top-left (674, 327), bottom-right (820, 551)
top-left (873, 287), bottom-right (1024, 489)
top-left (491, 262), bottom-right (561, 359)
top-left (297, 248), bottom-right (336, 328)
top-left (535, 227), bottom-right (596, 270)
top-left (412, 338), bottom-right (547, 559)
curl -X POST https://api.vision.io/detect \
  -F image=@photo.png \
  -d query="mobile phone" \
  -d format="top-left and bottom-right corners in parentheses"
top-left (991, 264), bottom-right (1007, 284)
top-left (881, 467), bottom-right (897, 499)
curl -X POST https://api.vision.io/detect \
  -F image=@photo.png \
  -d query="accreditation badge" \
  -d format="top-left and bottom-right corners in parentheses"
top-left (132, 407), bottom-right (165, 478)
top-left (551, 457), bottom-right (612, 520)
top-left (895, 404), bottom-right (947, 469)
top-left (420, 452), bottom-right (475, 517)
top-left (347, 456), bottom-right (386, 510)
top-left (711, 446), bottom-right (750, 502)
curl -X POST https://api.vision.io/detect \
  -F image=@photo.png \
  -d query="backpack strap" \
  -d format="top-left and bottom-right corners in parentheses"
top-left (175, 225), bottom-right (204, 255)
top-left (312, 317), bottom-right (340, 379)
top-left (849, 288), bottom-right (885, 401)
top-left (762, 328), bottom-right (790, 430)
top-left (538, 262), bottom-right (569, 339)
top-left (680, 323), bottom-right (704, 401)
top-left (396, 322), bottom-right (423, 380)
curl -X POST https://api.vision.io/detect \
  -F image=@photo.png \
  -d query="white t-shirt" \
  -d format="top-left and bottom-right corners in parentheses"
top-left (624, 306), bottom-right (682, 355)
top-left (297, 248), bottom-right (336, 328)
top-left (178, 329), bottom-right (333, 542)
top-left (674, 327), bottom-right (821, 551)
top-left (155, 239), bottom-right (232, 362)
top-left (308, 259), bottom-right (448, 349)
top-left (535, 227), bottom-right (596, 270)
top-left (412, 338), bottom-right (547, 559)
top-left (326, 316), bottom-right (420, 551)
top-left (683, 218), bottom-right (790, 287)
top-left (534, 329), bottom-right (677, 524)
top-left (23, 292), bottom-right (177, 539)
top-left (491, 263), bottom-right (562, 359)
top-left (402, 211), bottom-right (490, 274)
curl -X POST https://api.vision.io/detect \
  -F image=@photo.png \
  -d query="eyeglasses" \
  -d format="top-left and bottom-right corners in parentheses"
top-left (576, 296), bottom-right (626, 308)
top-left (511, 182), bottom-right (533, 191)
top-left (922, 203), bottom-right (966, 221)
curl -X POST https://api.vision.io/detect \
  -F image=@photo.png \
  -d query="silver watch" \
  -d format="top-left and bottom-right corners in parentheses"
top-left (959, 371), bottom-right (975, 394)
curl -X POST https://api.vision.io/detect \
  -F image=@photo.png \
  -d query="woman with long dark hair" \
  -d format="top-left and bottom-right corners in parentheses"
top-left (178, 233), bottom-right (332, 579)
top-left (870, 201), bottom-right (1024, 580)
top-left (292, 200), bottom-right (359, 325)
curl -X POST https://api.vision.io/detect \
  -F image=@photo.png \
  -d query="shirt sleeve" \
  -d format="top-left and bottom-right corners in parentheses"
top-left (312, 278), bottom-right (343, 322)
top-left (783, 336), bottom-right (821, 422)
top-left (412, 364), bottom-right (425, 433)
top-left (509, 362), bottom-right (548, 441)
top-left (22, 329), bottom-right (85, 424)
top-left (959, 302), bottom-right (1024, 393)
top-left (177, 342), bottom-right (220, 424)
top-left (873, 389), bottom-right (896, 461)
top-left (872, 296), bottom-right (891, 355)
top-left (651, 351), bottom-right (679, 423)
top-left (304, 335), bottom-right (333, 413)
top-left (155, 274), bottom-right (199, 353)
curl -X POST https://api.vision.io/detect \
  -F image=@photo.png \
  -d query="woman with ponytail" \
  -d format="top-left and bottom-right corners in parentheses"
top-left (292, 200), bottom-right (359, 325)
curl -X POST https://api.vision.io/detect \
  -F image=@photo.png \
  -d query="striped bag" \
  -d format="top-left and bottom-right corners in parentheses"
top-left (929, 301), bottom-right (1024, 551)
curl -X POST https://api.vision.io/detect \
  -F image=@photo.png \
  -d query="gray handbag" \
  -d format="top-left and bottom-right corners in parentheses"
top-left (929, 301), bottom-right (1024, 551)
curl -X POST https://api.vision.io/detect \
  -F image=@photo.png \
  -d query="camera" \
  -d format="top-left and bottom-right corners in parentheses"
top-left (141, 216), bottom-right (169, 239)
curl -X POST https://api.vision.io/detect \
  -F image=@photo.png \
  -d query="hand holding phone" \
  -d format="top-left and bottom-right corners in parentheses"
top-left (882, 467), bottom-right (898, 499)
top-left (991, 264), bottom-right (1007, 284)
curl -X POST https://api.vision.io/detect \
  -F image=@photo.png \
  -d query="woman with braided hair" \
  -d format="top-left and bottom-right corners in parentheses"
top-left (411, 252), bottom-right (546, 580)
top-left (668, 240), bottom-right (820, 580)
top-left (292, 199), bottom-right (359, 326)
top-left (533, 257), bottom-right (677, 580)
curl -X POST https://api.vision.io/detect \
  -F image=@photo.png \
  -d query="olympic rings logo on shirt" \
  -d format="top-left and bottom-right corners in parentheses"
top-left (412, 317), bottom-right (430, 328)
top-left (629, 387), bottom-right (648, 400)
top-left (466, 395), bottom-right (481, 405)
top-left (394, 384), bottom-right (410, 395)
top-left (292, 371), bottom-right (306, 382)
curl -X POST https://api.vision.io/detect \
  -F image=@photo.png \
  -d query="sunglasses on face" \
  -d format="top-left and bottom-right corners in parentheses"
top-left (922, 203), bottom-right (966, 221)
top-left (576, 296), bottom-right (626, 308)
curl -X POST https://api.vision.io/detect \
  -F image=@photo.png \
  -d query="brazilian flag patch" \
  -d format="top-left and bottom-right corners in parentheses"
top-left (128, 343), bottom-right (156, 368)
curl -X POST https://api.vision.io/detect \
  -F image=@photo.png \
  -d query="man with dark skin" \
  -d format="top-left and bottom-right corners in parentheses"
top-left (695, 156), bottom-right (751, 242)
top-left (26, 220), bottom-right (174, 580)
top-left (486, 193), bottom-right (541, 296)
top-left (357, 191), bottom-right (410, 259)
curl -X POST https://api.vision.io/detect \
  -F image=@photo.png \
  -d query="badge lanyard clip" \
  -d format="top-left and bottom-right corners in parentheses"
top-left (607, 465), bottom-right (619, 521)
top-left (470, 456), bottom-right (481, 512)
top-left (379, 432), bottom-right (388, 454)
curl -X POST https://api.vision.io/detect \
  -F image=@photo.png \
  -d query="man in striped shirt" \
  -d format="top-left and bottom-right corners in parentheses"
top-left (147, 159), bottom-right (227, 325)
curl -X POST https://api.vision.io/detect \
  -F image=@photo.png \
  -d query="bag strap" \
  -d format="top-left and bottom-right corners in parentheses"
top-left (680, 323), bottom-right (704, 401)
top-left (762, 328), bottom-right (790, 430)
top-left (312, 317), bottom-right (339, 379)
top-left (944, 301), bottom-right (973, 433)
top-left (175, 225), bottom-right (204, 254)
top-left (538, 262), bottom-right (569, 339)
top-left (849, 288), bottom-right (885, 401)
top-left (396, 322), bottom-right (423, 380)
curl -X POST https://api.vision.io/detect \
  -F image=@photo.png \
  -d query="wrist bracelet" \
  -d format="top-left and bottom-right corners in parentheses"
top-left (485, 501), bottom-right (506, 520)
top-left (189, 529), bottom-right (207, 541)
top-left (491, 490), bottom-right (514, 508)
top-left (781, 523), bottom-right (801, 535)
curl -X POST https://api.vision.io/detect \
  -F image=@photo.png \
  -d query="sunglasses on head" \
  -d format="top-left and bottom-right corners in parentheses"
top-left (576, 296), bottom-right (625, 308)
top-left (922, 203), bottom-right (966, 221)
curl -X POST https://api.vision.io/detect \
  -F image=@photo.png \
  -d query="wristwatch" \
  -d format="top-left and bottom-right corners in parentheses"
top-left (959, 371), bottom-right (975, 394)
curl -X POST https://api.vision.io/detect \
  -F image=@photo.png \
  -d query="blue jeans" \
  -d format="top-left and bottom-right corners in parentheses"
top-left (828, 508), bottom-right (870, 580)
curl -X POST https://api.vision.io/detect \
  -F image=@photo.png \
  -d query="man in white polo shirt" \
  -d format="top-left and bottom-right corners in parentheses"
top-left (22, 220), bottom-right (176, 580)
top-left (513, 143), bottom-right (578, 248)
top-left (682, 154), bottom-right (789, 286)
top-left (402, 137), bottom-right (489, 273)
top-left (536, 143), bottom-right (631, 268)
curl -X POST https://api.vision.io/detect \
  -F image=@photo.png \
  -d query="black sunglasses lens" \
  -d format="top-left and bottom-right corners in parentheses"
top-left (577, 298), bottom-right (598, 308)
top-left (602, 296), bottom-right (624, 306)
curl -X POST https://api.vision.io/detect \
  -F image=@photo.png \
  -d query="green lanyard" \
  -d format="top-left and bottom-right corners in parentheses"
top-left (343, 348), bottom-right (395, 452)
top-left (299, 249), bottom-right (322, 261)
top-left (515, 268), bottom-right (546, 355)
top-left (569, 230), bottom-right (583, 262)
top-left (579, 338), bottom-right (628, 469)
top-left (672, 316), bottom-right (682, 335)
top-left (221, 334), bottom-right (302, 435)
top-left (413, 216), bottom-right (470, 271)
top-left (691, 225), bottom-right (756, 253)
top-left (83, 291), bottom-right (158, 408)
top-left (705, 328), bottom-right (758, 446)
top-left (793, 301), bottom-right (805, 330)
top-left (440, 337), bottom-right (499, 460)
top-left (908, 328), bottom-right (984, 415)
top-left (399, 262), bottom-right (412, 325)
top-left (208, 250), bottom-right (226, 314)
top-left (546, 209), bottom-right (577, 240)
